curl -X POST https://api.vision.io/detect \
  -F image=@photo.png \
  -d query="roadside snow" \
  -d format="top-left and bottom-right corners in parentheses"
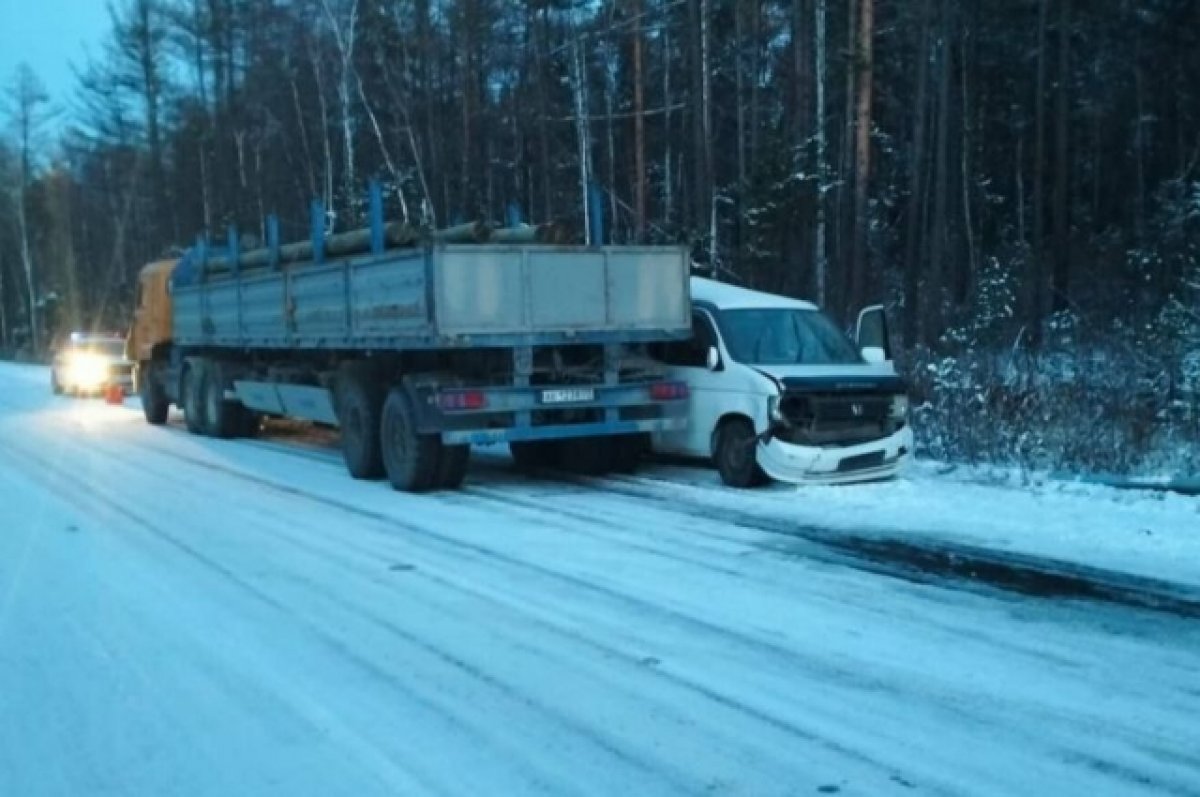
top-left (627, 457), bottom-right (1200, 592)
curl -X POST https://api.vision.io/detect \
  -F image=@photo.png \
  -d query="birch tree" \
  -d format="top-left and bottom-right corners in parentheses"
top-left (320, 0), bottom-right (360, 225)
top-left (6, 65), bottom-right (49, 352)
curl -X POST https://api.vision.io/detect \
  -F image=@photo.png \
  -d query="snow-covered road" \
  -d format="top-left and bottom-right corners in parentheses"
top-left (1, 362), bottom-right (1197, 797)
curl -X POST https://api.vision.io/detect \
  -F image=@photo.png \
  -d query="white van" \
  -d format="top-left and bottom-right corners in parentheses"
top-left (649, 277), bottom-right (913, 487)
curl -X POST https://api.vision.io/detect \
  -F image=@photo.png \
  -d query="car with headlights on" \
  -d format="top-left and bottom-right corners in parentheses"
top-left (51, 334), bottom-right (135, 396)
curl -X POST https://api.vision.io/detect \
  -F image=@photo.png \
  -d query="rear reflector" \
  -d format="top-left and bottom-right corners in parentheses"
top-left (650, 381), bottom-right (689, 401)
top-left (438, 390), bottom-right (487, 411)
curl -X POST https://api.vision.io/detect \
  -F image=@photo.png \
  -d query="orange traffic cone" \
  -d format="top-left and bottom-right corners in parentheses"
top-left (104, 383), bottom-right (125, 405)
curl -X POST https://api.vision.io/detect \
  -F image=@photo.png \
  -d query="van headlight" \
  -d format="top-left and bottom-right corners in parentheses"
top-left (768, 395), bottom-right (787, 424)
top-left (889, 394), bottom-right (909, 420)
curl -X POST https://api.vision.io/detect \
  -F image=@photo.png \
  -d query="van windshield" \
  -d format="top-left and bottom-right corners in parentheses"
top-left (718, 308), bottom-right (862, 366)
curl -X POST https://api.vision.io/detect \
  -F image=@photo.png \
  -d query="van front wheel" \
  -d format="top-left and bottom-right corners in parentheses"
top-left (715, 419), bottom-right (768, 489)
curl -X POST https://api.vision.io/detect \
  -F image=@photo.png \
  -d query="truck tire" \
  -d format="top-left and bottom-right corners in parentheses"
top-left (437, 445), bottom-right (470, 490)
top-left (510, 441), bottom-right (560, 472)
top-left (715, 418), bottom-right (768, 489)
top-left (336, 363), bottom-right (385, 479)
top-left (182, 362), bottom-right (206, 435)
top-left (139, 362), bottom-right (170, 425)
top-left (560, 436), bottom-right (613, 476)
top-left (203, 361), bottom-right (240, 439)
top-left (380, 387), bottom-right (442, 492)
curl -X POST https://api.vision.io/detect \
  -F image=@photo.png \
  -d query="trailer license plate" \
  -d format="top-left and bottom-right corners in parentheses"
top-left (541, 388), bottom-right (595, 404)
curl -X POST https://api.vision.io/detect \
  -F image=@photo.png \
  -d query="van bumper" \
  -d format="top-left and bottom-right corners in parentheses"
top-left (755, 425), bottom-right (914, 485)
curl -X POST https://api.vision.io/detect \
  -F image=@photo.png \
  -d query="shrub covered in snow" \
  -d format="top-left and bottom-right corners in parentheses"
top-left (906, 267), bottom-right (1198, 477)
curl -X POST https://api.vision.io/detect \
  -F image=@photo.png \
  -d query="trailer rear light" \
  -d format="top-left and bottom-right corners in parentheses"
top-left (650, 381), bottom-right (689, 401)
top-left (438, 390), bottom-right (488, 411)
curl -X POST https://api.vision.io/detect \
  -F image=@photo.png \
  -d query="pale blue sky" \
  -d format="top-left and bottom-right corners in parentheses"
top-left (0, 0), bottom-right (112, 110)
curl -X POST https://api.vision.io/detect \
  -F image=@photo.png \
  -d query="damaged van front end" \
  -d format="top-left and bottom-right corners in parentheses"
top-left (755, 373), bottom-right (913, 485)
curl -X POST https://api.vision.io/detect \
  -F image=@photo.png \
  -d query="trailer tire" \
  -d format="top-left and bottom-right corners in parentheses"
top-left (715, 418), bottom-right (768, 488)
top-left (182, 362), bottom-right (206, 435)
top-left (381, 388), bottom-right (441, 492)
top-left (337, 364), bottom-right (385, 480)
top-left (140, 362), bottom-right (169, 425)
top-left (510, 441), bottom-right (560, 472)
top-left (203, 361), bottom-right (239, 439)
top-left (437, 445), bottom-right (470, 490)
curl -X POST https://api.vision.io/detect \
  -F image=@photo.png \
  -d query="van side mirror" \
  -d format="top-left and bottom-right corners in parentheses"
top-left (855, 305), bottom-right (891, 362)
top-left (860, 346), bottom-right (887, 364)
top-left (706, 346), bottom-right (721, 371)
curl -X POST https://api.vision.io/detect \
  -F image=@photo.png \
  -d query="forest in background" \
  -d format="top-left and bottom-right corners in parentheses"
top-left (1, 0), bottom-right (1198, 474)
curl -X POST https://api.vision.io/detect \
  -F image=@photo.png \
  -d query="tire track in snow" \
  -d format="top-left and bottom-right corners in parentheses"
top-left (2, 384), bottom-right (1200, 792)
top-left (23, 422), bottom-right (1200, 797)
top-left (3, 434), bottom-right (708, 797)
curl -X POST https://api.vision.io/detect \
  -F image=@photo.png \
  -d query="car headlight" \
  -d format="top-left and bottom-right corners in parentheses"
top-left (889, 394), bottom-right (909, 420)
top-left (65, 352), bottom-right (111, 388)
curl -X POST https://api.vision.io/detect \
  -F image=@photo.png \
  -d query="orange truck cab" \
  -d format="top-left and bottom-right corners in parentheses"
top-left (127, 259), bottom-right (177, 393)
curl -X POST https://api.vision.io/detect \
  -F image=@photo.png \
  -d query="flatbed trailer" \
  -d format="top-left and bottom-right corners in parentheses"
top-left (128, 192), bottom-right (692, 492)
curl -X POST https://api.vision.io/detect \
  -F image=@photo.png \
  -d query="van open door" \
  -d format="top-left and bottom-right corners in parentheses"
top-left (855, 305), bottom-right (891, 364)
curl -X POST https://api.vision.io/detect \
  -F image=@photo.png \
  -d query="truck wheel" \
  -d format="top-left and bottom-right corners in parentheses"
top-left (182, 362), bottom-right (206, 435)
top-left (437, 445), bottom-right (470, 490)
top-left (560, 436), bottom-right (613, 476)
top-left (380, 388), bottom-right (441, 492)
top-left (203, 362), bottom-right (239, 439)
top-left (337, 363), bottom-right (385, 479)
top-left (715, 418), bottom-right (768, 489)
top-left (140, 362), bottom-right (169, 425)
top-left (510, 441), bottom-right (560, 472)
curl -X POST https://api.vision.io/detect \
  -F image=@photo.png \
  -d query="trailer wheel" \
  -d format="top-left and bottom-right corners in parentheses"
top-left (509, 441), bottom-right (560, 472)
top-left (139, 362), bottom-right (170, 425)
top-left (715, 418), bottom-right (768, 488)
top-left (437, 445), bottom-right (470, 490)
top-left (337, 364), bottom-right (385, 479)
top-left (560, 436), bottom-right (613, 476)
top-left (182, 362), bottom-right (206, 435)
top-left (381, 388), bottom-right (441, 492)
top-left (203, 362), bottom-right (239, 439)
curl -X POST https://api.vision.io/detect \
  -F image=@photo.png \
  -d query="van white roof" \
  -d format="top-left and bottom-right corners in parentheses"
top-left (690, 276), bottom-right (818, 311)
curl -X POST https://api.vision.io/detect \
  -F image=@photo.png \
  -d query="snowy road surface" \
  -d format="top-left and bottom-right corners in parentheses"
top-left (1, 362), bottom-right (1198, 797)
